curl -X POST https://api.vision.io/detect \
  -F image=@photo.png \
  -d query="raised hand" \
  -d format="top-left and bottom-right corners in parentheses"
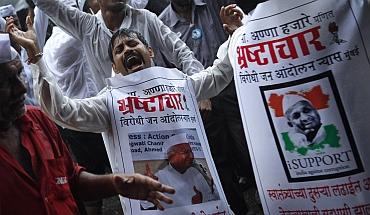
top-left (220, 4), bottom-right (244, 35)
top-left (6, 16), bottom-right (41, 64)
top-left (191, 185), bottom-right (203, 204)
top-left (198, 99), bottom-right (212, 112)
top-left (113, 173), bottom-right (174, 210)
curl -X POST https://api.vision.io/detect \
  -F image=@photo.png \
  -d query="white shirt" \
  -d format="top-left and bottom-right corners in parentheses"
top-left (33, 0), bottom-right (204, 91)
top-left (21, 7), bottom-right (49, 105)
top-left (155, 165), bottom-right (218, 208)
top-left (43, 27), bottom-right (98, 99)
top-left (128, 0), bottom-right (149, 9)
top-left (41, 2), bottom-right (150, 99)
top-left (0, 0), bottom-right (28, 12)
top-left (31, 53), bottom-right (232, 171)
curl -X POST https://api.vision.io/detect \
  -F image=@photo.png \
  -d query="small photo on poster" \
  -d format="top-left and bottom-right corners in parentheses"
top-left (260, 71), bottom-right (363, 182)
top-left (128, 128), bottom-right (220, 209)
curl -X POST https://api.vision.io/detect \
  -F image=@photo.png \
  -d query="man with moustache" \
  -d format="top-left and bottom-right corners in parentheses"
top-left (31, 0), bottom-right (204, 93)
top-left (0, 33), bottom-right (175, 215)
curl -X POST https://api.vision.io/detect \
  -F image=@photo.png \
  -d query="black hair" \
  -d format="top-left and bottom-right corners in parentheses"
top-left (108, 28), bottom-right (149, 63)
top-left (80, 0), bottom-right (92, 13)
top-left (0, 62), bottom-right (7, 70)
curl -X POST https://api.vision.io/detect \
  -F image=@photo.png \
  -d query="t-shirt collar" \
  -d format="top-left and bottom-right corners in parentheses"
top-left (168, 0), bottom-right (206, 27)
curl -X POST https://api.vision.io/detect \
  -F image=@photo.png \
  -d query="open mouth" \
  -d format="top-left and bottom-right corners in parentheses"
top-left (124, 52), bottom-right (144, 73)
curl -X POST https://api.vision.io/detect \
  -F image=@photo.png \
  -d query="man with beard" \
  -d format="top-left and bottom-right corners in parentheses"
top-left (31, 0), bottom-right (204, 93)
top-left (0, 33), bottom-right (175, 215)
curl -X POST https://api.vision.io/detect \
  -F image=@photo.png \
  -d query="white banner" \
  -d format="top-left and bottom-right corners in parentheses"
top-left (106, 67), bottom-right (231, 215)
top-left (229, 0), bottom-right (370, 214)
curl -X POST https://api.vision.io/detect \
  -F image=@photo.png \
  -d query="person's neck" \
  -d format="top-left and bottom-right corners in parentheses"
top-left (171, 4), bottom-right (192, 22)
top-left (101, 9), bottom-right (126, 32)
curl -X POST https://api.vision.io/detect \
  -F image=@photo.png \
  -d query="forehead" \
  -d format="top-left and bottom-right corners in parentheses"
top-left (294, 101), bottom-right (312, 109)
top-left (172, 143), bottom-right (191, 150)
top-left (289, 101), bottom-right (315, 115)
top-left (113, 34), bottom-right (140, 47)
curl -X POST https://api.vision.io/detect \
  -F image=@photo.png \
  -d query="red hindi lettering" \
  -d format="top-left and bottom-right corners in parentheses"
top-left (117, 93), bottom-right (184, 114)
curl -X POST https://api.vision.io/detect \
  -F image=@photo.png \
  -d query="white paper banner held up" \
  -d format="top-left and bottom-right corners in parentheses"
top-left (229, 0), bottom-right (370, 214)
top-left (106, 67), bottom-right (232, 215)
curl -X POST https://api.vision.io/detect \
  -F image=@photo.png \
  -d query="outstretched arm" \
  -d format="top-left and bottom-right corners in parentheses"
top-left (8, 16), bottom-right (110, 133)
top-left (32, 0), bottom-right (94, 40)
top-left (33, 7), bottom-right (49, 50)
top-left (77, 172), bottom-right (175, 210)
top-left (190, 42), bottom-right (234, 101)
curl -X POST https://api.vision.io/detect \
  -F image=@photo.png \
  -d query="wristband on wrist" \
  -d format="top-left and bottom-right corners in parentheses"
top-left (34, 52), bottom-right (43, 58)
top-left (26, 52), bottom-right (43, 64)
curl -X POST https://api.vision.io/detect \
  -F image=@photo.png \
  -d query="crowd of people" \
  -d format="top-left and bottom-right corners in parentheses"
top-left (0, 0), bottom-right (265, 214)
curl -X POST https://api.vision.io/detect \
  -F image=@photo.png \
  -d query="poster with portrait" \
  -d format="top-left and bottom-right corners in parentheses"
top-left (105, 67), bottom-right (231, 215)
top-left (229, 0), bottom-right (370, 214)
top-left (261, 71), bottom-right (363, 183)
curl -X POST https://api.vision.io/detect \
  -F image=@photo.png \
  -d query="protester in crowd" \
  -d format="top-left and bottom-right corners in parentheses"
top-left (142, 133), bottom-right (219, 209)
top-left (9, 11), bottom-right (234, 199)
top-left (32, 0), bottom-right (179, 213)
top-left (22, 27), bottom-right (232, 136)
top-left (159, 0), bottom-right (232, 68)
top-left (31, 0), bottom-right (204, 93)
top-left (0, 33), bottom-right (175, 215)
top-left (78, 0), bottom-right (148, 12)
top-left (159, 1), bottom-right (255, 214)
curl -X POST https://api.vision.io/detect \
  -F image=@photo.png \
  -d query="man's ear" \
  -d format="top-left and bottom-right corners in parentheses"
top-left (148, 46), bottom-right (154, 58)
top-left (112, 63), bottom-right (120, 74)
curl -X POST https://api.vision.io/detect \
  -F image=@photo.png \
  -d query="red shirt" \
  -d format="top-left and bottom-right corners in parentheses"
top-left (0, 106), bottom-right (84, 215)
